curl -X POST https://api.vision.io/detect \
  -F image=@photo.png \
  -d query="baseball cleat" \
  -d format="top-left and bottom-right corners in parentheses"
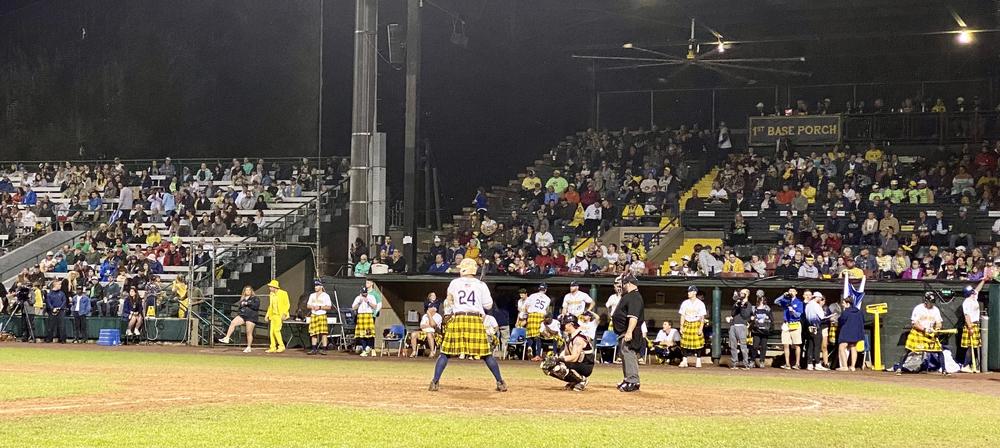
top-left (428, 381), bottom-right (439, 392)
top-left (495, 381), bottom-right (508, 392)
top-left (243, 347), bottom-right (252, 353)
top-left (573, 378), bottom-right (588, 391)
top-left (619, 382), bottom-right (640, 392)
top-left (217, 337), bottom-right (230, 344)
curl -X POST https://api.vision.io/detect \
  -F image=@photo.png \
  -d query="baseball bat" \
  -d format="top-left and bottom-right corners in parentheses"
top-left (969, 327), bottom-right (979, 373)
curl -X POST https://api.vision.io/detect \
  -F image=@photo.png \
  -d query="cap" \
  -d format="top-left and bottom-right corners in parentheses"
top-left (956, 245), bottom-right (967, 252)
top-left (618, 272), bottom-right (638, 285)
top-left (575, 251), bottom-right (584, 258)
top-left (756, 102), bottom-right (764, 108)
top-left (538, 283), bottom-right (548, 290)
top-left (872, 184), bottom-right (880, 189)
top-left (314, 279), bottom-right (323, 287)
top-left (570, 281), bottom-right (579, 287)
top-left (918, 179), bottom-right (927, 184)
top-left (681, 255), bottom-right (691, 261)
top-left (963, 286), bottom-right (976, 297)
top-left (46, 251), bottom-right (53, 256)
top-left (267, 279), bottom-right (280, 288)
top-left (812, 291), bottom-right (824, 300)
top-left (687, 285), bottom-right (699, 293)
top-left (360, 286), bottom-right (369, 294)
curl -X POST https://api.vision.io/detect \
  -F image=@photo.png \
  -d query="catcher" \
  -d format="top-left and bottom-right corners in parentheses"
top-left (540, 315), bottom-right (595, 391)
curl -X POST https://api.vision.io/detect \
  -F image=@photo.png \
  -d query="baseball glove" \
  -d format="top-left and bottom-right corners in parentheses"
top-left (540, 355), bottom-right (560, 372)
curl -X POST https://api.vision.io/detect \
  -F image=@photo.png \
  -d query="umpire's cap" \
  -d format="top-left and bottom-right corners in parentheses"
top-left (618, 272), bottom-right (637, 285)
top-left (561, 314), bottom-right (579, 328)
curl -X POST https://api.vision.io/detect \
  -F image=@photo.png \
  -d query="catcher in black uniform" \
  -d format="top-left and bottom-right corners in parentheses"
top-left (540, 315), bottom-right (595, 391)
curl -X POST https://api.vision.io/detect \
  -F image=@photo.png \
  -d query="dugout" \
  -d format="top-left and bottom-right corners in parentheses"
top-left (328, 275), bottom-right (1000, 371)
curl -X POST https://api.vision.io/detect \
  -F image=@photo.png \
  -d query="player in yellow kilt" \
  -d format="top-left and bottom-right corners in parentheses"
top-left (306, 280), bottom-right (333, 355)
top-left (352, 285), bottom-right (381, 356)
top-left (524, 283), bottom-right (551, 361)
top-left (429, 258), bottom-right (508, 392)
top-left (677, 286), bottom-right (707, 368)
top-left (960, 279), bottom-right (985, 373)
top-left (904, 292), bottom-right (943, 353)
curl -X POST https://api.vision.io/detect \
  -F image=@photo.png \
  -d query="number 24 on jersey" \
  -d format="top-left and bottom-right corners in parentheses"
top-left (457, 290), bottom-right (476, 305)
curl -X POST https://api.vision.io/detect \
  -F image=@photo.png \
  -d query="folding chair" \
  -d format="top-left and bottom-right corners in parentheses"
top-left (379, 324), bottom-right (407, 357)
top-left (595, 331), bottom-right (618, 364)
top-left (505, 327), bottom-right (527, 360)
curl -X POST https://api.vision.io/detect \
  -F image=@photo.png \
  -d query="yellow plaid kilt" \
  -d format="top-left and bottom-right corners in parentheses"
top-left (353, 312), bottom-right (375, 338)
top-left (488, 334), bottom-right (501, 350)
top-left (827, 324), bottom-right (837, 344)
top-left (414, 331), bottom-right (443, 346)
top-left (680, 320), bottom-right (705, 350)
top-left (308, 314), bottom-right (329, 336)
top-left (525, 312), bottom-right (544, 338)
top-left (441, 314), bottom-right (491, 357)
top-left (905, 329), bottom-right (942, 352)
top-left (961, 324), bottom-right (982, 348)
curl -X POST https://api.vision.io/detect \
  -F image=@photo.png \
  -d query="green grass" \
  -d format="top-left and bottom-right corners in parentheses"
top-left (1, 347), bottom-right (999, 448)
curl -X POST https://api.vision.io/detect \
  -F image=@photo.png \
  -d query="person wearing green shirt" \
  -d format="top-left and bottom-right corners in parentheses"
top-left (908, 180), bottom-right (933, 204)
top-left (545, 170), bottom-right (569, 195)
top-left (364, 278), bottom-right (384, 318)
top-left (884, 179), bottom-right (905, 204)
top-left (868, 184), bottom-right (884, 202)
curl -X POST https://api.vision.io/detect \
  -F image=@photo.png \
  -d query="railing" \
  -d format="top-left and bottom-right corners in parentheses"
top-left (842, 110), bottom-right (1000, 145)
top-left (0, 231), bottom-right (85, 285)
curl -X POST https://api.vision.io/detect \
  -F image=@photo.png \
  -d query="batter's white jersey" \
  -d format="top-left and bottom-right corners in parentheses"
top-left (446, 276), bottom-right (493, 315)
top-left (562, 290), bottom-right (593, 316)
top-left (525, 292), bottom-right (550, 314)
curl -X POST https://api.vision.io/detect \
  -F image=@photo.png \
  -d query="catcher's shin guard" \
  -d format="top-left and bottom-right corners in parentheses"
top-left (563, 368), bottom-right (585, 384)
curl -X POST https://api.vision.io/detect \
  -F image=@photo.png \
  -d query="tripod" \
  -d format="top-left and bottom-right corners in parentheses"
top-left (2, 301), bottom-right (36, 342)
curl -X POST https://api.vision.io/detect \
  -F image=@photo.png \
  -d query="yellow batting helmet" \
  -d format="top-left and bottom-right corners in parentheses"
top-left (458, 258), bottom-right (479, 276)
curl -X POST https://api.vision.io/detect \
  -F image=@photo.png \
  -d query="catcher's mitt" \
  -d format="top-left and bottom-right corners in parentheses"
top-left (540, 355), bottom-right (560, 372)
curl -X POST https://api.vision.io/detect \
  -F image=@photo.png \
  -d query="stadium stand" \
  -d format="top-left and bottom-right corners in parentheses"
top-left (1, 156), bottom-right (348, 343)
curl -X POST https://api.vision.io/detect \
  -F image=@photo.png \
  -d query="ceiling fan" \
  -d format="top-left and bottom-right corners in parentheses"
top-left (572, 18), bottom-right (811, 82)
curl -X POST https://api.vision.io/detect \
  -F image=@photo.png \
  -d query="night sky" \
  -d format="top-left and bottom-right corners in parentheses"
top-left (2, 0), bottom-right (996, 214)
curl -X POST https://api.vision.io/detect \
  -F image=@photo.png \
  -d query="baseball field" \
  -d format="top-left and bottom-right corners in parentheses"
top-left (1, 345), bottom-right (999, 448)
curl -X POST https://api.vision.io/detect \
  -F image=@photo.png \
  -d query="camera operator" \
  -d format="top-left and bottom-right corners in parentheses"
top-left (727, 288), bottom-right (753, 370)
top-left (14, 283), bottom-right (36, 342)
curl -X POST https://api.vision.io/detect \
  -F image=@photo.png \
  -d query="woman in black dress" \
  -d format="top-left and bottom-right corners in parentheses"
top-left (218, 285), bottom-right (260, 353)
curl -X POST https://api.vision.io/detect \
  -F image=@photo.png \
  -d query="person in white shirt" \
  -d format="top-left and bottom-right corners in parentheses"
top-left (484, 313), bottom-right (500, 354)
top-left (561, 281), bottom-right (594, 317)
top-left (429, 257), bottom-right (507, 392)
top-left (904, 293), bottom-right (944, 357)
top-left (605, 280), bottom-right (622, 317)
top-left (583, 202), bottom-right (602, 236)
top-left (708, 182), bottom-right (728, 202)
top-left (525, 283), bottom-right (552, 361)
top-left (351, 285), bottom-right (381, 357)
top-left (678, 286), bottom-right (708, 368)
top-left (409, 307), bottom-right (443, 357)
top-left (578, 311), bottom-right (598, 341)
top-left (960, 279), bottom-right (986, 372)
top-left (515, 288), bottom-right (529, 328)
top-left (566, 252), bottom-right (590, 274)
top-left (534, 230), bottom-right (554, 248)
top-left (652, 320), bottom-right (682, 364)
top-left (307, 281), bottom-right (334, 355)
top-left (539, 317), bottom-right (562, 356)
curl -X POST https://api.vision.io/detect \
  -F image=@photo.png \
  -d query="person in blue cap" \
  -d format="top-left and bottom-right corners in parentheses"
top-left (678, 285), bottom-right (707, 368)
top-left (525, 283), bottom-right (551, 361)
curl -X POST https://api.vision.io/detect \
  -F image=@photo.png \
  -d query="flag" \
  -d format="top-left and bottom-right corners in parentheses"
top-left (842, 273), bottom-right (865, 308)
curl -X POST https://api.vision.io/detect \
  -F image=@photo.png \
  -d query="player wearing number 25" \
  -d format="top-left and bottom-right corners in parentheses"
top-left (428, 258), bottom-right (508, 392)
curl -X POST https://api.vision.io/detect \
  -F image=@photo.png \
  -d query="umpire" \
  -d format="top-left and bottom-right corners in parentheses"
top-left (611, 273), bottom-right (644, 392)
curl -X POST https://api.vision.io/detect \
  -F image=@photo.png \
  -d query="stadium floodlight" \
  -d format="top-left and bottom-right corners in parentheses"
top-left (622, 42), bottom-right (634, 49)
top-left (956, 28), bottom-right (973, 44)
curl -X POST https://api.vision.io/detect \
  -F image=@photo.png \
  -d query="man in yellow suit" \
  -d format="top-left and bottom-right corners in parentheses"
top-left (265, 279), bottom-right (290, 353)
